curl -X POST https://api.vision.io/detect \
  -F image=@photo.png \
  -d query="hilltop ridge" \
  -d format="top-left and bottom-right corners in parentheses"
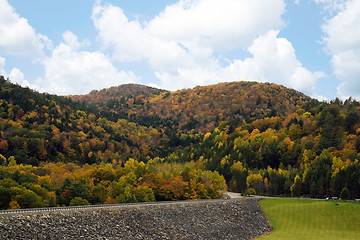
top-left (1, 75), bottom-right (360, 210)
top-left (69, 81), bottom-right (313, 133)
top-left (70, 83), bottom-right (166, 104)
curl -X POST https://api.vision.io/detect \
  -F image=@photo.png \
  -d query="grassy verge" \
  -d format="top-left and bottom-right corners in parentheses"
top-left (257, 198), bottom-right (360, 240)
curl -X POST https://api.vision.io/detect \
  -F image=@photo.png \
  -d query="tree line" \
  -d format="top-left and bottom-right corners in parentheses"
top-left (1, 75), bottom-right (360, 209)
top-left (171, 100), bottom-right (360, 199)
top-left (0, 156), bottom-right (226, 209)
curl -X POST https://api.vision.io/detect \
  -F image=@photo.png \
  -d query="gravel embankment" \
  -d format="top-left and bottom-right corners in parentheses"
top-left (0, 199), bottom-right (271, 240)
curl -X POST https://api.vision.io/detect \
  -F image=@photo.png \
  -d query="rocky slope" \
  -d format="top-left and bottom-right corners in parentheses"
top-left (0, 199), bottom-right (271, 240)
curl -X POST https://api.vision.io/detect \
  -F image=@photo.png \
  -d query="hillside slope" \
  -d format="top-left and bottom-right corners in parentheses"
top-left (70, 81), bottom-right (313, 133)
top-left (70, 83), bottom-right (166, 104)
top-left (1, 74), bottom-right (360, 210)
top-left (0, 76), bottom-right (174, 165)
top-left (0, 75), bottom-right (226, 210)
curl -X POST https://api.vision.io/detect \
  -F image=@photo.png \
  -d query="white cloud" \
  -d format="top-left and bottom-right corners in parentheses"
top-left (221, 30), bottom-right (324, 94)
top-left (146, 0), bottom-right (285, 51)
top-left (314, 0), bottom-right (346, 12)
top-left (92, 3), bottom-right (199, 74)
top-left (156, 31), bottom-right (324, 94)
top-left (62, 31), bottom-right (90, 51)
top-left (312, 94), bottom-right (328, 101)
top-left (154, 65), bottom-right (221, 91)
top-left (92, 0), bottom-right (285, 70)
top-left (0, 55), bottom-right (34, 89)
top-left (36, 32), bottom-right (139, 95)
top-left (92, 4), bottom-right (147, 62)
top-left (9, 67), bottom-right (24, 84)
top-left (0, 56), bottom-right (5, 75)
top-left (0, 0), bottom-right (51, 58)
top-left (321, 0), bottom-right (360, 98)
top-left (92, 1), bottom-right (323, 95)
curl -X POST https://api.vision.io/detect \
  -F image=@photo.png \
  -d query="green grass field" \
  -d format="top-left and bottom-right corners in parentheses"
top-left (257, 198), bottom-right (360, 240)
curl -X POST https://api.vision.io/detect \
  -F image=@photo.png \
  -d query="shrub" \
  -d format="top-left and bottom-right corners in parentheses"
top-left (69, 197), bottom-right (90, 206)
top-left (246, 188), bottom-right (256, 196)
top-left (340, 187), bottom-right (350, 200)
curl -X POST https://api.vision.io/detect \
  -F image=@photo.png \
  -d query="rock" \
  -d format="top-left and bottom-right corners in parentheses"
top-left (0, 199), bottom-right (271, 240)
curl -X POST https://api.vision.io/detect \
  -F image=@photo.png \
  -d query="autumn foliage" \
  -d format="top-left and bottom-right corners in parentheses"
top-left (1, 75), bottom-right (360, 209)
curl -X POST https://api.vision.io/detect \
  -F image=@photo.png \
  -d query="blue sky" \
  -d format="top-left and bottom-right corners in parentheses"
top-left (1, 0), bottom-right (359, 100)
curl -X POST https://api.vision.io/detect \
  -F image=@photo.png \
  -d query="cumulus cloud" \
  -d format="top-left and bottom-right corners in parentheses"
top-left (154, 30), bottom-right (325, 94)
top-left (314, 0), bottom-right (346, 11)
top-left (36, 31), bottom-right (139, 95)
top-left (146, 0), bottom-right (285, 51)
top-left (321, 0), bottom-right (360, 98)
top-left (0, 55), bottom-right (35, 89)
top-left (154, 64), bottom-right (221, 91)
top-left (8, 67), bottom-right (25, 84)
top-left (180, 31), bottom-right (323, 91)
top-left (0, 0), bottom-right (51, 58)
top-left (232, 30), bottom-right (325, 93)
top-left (92, 0), bottom-right (285, 70)
top-left (91, 1), bottom-right (324, 95)
top-left (92, 3), bottom-right (201, 74)
top-left (0, 56), bottom-right (5, 75)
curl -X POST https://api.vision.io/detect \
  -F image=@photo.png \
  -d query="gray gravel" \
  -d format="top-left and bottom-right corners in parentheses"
top-left (0, 199), bottom-right (271, 240)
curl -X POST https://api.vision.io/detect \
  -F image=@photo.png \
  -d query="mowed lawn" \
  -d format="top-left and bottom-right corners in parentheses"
top-left (257, 198), bottom-right (360, 240)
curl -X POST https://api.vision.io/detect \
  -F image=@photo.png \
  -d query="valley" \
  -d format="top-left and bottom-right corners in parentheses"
top-left (0, 75), bottom-right (360, 211)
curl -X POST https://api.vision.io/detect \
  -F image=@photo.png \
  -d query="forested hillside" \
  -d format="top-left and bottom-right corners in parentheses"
top-left (71, 84), bottom-right (166, 104)
top-left (71, 81), bottom-right (312, 133)
top-left (0, 76), bottom-right (224, 209)
top-left (175, 100), bottom-right (360, 199)
top-left (0, 77), bottom-right (177, 165)
top-left (1, 75), bottom-right (360, 210)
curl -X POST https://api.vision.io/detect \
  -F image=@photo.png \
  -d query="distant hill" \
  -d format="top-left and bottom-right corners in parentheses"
top-left (0, 76), bottom-right (175, 166)
top-left (1, 74), bottom-right (360, 210)
top-left (70, 83), bottom-right (166, 104)
top-left (69, 81), bottom-right (313, 133)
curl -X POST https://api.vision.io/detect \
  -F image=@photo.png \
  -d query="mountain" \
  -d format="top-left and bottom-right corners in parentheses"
top-left (0, 75), bottom-right (226, 209)
top-left (69, 81), bottom-right (313, 133)
top-left (0, 76), bottom-right (177, 165)
top-left (1, 75), bottom-right (360, 210)
top-left (70, 83), bottom-right (166, 104)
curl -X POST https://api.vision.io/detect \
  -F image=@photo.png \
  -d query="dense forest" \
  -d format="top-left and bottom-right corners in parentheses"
top-left (1, 75), bottom-right (360, 209)
top-left (71, 81), bottom-right (312, 133)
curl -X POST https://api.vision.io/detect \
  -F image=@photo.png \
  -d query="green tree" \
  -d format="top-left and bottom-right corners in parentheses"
top-left (261, 140), bottom-right (280, 169)
top-left (0, 186), bottom-right (11, 209)
top-left (316, 105), bottom-right (344, 151)
top-left (303, 150), bottom-right (332, 198)
top-left (115, 185), bottom-right (136, 203)
top-left (291, 175), bottom-right (302, 197)
top-left (345, 107), bottom-right (360, 134)
top-left (134, 187), bottom-right (155, 202)
top-left (230, 162), bottom-right (248, 193)
top-left (92, 185), bottom-right (107, 204)
top-left (246, 173), bottom-right (264, 195)
top-left (69, 197), bottom-right (90, 206)
top-left (340, 187), bottom-right (350, 200)
top-left (14, 189), bottom-right (45, 209)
